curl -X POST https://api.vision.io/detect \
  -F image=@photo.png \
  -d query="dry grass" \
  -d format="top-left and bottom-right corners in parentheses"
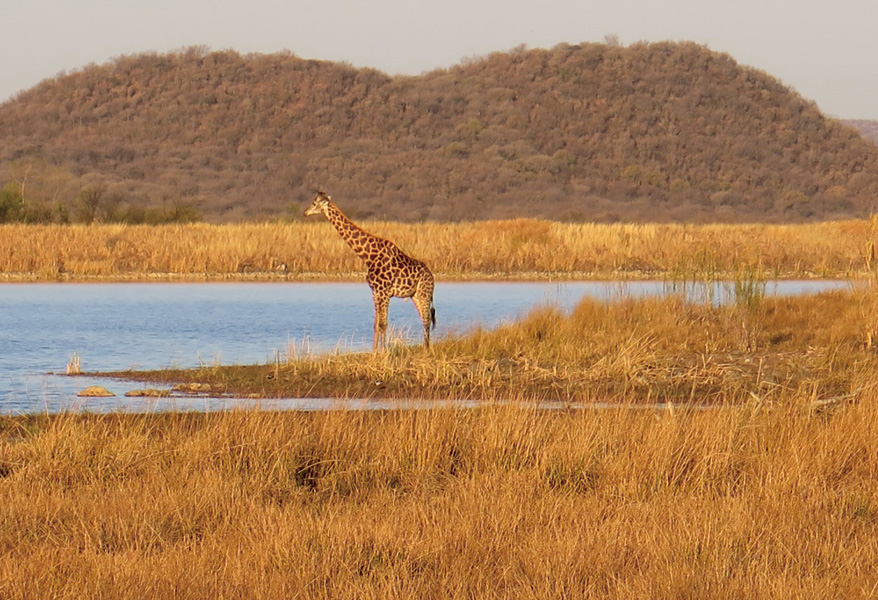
top-left (113, 285), bottom-right (878, 407)
top-left (6, 280), bottom-right (878, 597)
top-left (1, 218), bottom-right (877, 279)
top-left (2, 402), bottom-right (878, 598)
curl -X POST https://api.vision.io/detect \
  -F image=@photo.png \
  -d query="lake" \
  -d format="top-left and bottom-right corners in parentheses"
top-left (0, 280), bottom-right (852, 415)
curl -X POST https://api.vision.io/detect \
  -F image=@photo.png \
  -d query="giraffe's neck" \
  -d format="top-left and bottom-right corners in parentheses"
top-left (323, 202), bottom-right (381, 264)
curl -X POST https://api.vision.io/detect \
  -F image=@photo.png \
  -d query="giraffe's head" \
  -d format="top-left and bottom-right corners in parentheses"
top-left (304, 190), bottom-right (331, 217)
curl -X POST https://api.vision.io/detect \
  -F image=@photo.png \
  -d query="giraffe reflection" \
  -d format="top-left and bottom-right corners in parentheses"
top-left (304, 190), bottom-right (436, 352)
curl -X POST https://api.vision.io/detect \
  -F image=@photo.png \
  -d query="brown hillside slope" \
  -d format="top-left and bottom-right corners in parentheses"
top-left (1, 42), bottom-right (877, 223)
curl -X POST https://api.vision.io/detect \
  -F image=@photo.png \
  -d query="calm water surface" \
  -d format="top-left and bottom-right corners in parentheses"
top-left (0, 280), bottom-right (851, 415)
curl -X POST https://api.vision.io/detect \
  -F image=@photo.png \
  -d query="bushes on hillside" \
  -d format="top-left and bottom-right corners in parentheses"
top-left (1, 42), bottom-right (877, 222)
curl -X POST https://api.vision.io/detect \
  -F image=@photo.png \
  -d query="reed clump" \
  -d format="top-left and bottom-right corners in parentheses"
top-left (2, 401), bottom-right (878, 598)
top-left (1, 219), bottom-right (877, 279)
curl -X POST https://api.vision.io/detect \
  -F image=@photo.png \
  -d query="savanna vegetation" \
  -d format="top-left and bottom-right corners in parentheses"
top-left (2, 42), bottom-right (878, 223)
top-left (1, 218), bottom-right (878, 280)
top-left (3, 213), bottom-right (878, 598)
top-left (3, 405), bottom-right (878, 599)
top-left (5, 285), bottom-right (878, 598)
top-left (7, 37), bottom-right (878, 600)
top-left (109, 284), bottom-right (878, 406)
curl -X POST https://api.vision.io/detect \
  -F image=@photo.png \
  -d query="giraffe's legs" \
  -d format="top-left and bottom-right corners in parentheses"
top-left (371, 290), bottom-right (390, 353)
top-left (413, 287), bottom-right (435, 349)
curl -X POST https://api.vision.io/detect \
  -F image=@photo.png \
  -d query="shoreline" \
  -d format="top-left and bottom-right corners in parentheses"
top-left (0, 269), bottom-right (863, 283)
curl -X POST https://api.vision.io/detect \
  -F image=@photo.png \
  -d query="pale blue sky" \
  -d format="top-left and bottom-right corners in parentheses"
top-left (1, 0), bottom-right (876, 119)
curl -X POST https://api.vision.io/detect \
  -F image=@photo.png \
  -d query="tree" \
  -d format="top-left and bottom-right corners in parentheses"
top-left (74, 184), bottom-right (106, 223)
top-left (0, 183), bottom-right (24, 222)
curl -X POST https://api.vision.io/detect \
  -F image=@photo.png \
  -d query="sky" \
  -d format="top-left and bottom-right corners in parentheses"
top-left (1, 0), bottom-right (876, 120)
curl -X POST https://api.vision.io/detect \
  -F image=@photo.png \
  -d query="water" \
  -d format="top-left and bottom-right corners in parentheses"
top-left (0, 280), bottom-right (851, 415)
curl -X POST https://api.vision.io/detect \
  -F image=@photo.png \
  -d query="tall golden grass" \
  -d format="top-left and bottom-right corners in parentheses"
top-left (119, 286), bottom-right (878, 407)
top-left (2, 403), bottom-right (878, 598)
top-left (1, 218), bottom-right (877, 279)
top-left (5, 278), bottom-right (878, 596)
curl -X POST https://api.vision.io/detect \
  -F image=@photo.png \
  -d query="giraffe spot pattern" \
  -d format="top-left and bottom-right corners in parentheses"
top-left (305, 191), bottom-right (435, 352)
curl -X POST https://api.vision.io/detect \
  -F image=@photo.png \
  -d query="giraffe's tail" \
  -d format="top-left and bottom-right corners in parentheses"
top-left (430, 305), bottom-right (436, 330)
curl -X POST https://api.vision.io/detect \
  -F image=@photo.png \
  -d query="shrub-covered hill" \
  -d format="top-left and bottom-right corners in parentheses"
top-left (1, 42), bottom-right (877, 223)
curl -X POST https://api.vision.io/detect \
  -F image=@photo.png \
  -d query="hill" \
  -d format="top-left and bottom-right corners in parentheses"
top-left (1, 42), bottom-right (877, 223)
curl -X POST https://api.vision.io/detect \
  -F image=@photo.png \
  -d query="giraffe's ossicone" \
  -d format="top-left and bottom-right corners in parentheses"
top-left (304, 190), bottom-right (436, 352)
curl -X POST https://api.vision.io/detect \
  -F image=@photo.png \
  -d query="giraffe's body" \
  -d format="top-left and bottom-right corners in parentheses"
top-left (305, 191), bottom-right (435, 352)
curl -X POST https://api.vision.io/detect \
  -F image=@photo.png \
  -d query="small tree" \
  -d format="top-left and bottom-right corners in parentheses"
top-left (604, 34), bottom-right (622, 47)
top-left (73, 184), bottom-right (106, 223)
top-left (0, 183), bottom-right (24, 222)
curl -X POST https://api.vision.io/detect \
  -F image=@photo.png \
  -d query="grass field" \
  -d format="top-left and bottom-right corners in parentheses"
top-left (1, 218), bottom-right (877, 279)
top-left (2, 401), bottom-right (878, 598)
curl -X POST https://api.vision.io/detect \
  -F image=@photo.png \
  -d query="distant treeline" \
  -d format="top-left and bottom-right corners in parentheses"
top-left (1, 42), bottom-right (877, 223)
top-left (0, 176), bottom-right (200, 224)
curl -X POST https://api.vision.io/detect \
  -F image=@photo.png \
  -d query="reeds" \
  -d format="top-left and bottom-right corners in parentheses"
top-left (2, 401), bottom-right (878, 598)
top-left (1, 219), bottom-right (877, 279)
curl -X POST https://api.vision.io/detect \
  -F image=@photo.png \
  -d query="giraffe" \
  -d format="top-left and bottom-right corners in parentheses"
top-left (304, 190), bottom-right (436, 352)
